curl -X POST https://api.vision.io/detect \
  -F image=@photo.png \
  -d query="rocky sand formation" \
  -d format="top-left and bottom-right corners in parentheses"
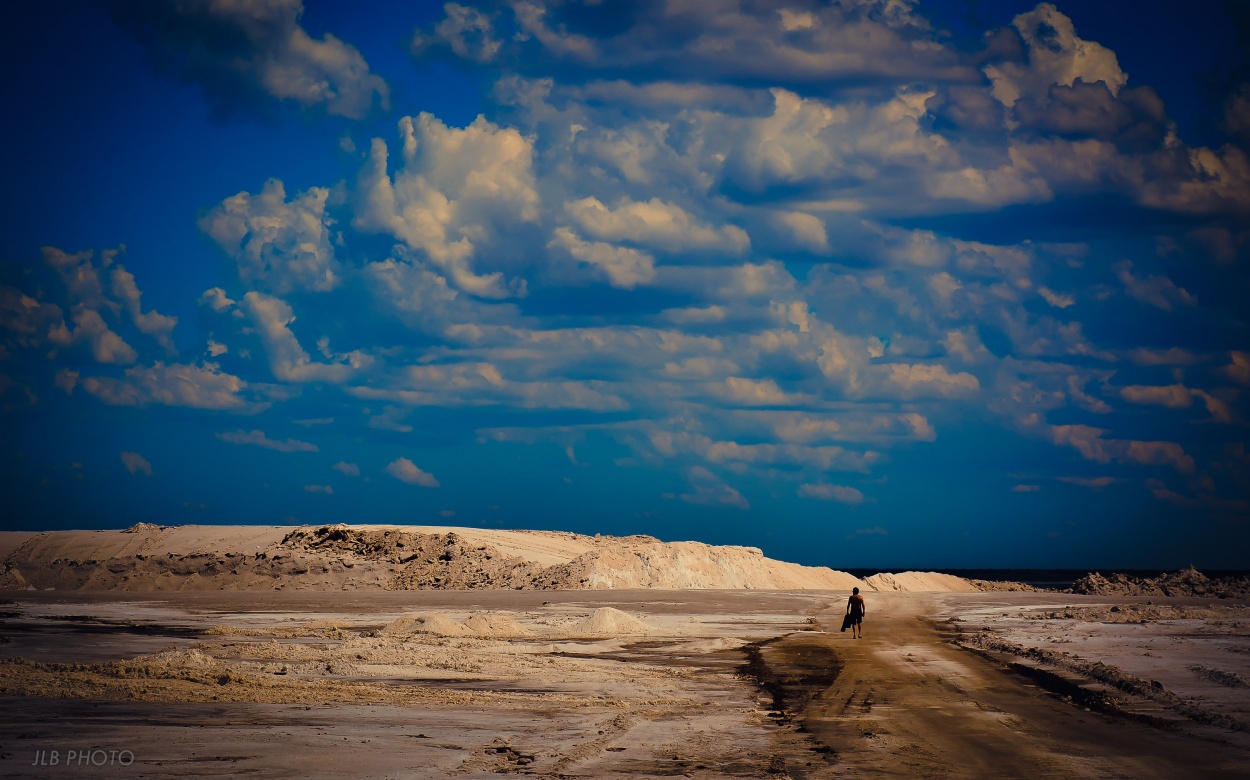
top-left (1070, 566), bottom-right (1250, 599)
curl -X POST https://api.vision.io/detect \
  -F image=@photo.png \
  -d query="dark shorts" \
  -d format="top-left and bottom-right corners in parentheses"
top-left (848, 611), bottom-right (863, 625)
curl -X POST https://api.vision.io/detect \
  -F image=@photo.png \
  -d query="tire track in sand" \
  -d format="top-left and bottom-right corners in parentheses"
top-left (756, 595), bottom-right (1250, 779)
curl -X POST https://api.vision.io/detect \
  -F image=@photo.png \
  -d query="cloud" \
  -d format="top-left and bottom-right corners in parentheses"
top-left (354, 114), bottom-right (537, 298)
top-left (1127, 348), bottom-right (1198, 366)
top-left (848, 526), bottom-right (888, 539)
top-left (202, 179), bottom-right (340, 294)
top-left (386, 457), bottom-right (439, 487)
top-left (1222, 352), bottom-right (1250, 386)
top-left (199, 288), bottom-right (237, 314)
top-left (563, 196), bottom-right (748, 254)
top-left (1057, 476), bottom-right (1116, 488)
top-left (772, 211), bottom-right (829, 252)
top-left (41, 247), bottom-right (114, 312)
top-left (411, 2), bottom-right (501, 63)
top-left (1048, 425), bottom-right (1194, 473)
top-left (717, 376), bottom-right (805, 407)
top-left (548, 228), bottom-right (656, 288)
top-left (216, 429), bottom-right (318, 452)
top-left (14, 0), bottom-right (1246, 538)
top-left (798, 483), bottom-right (865, 504)
top-left (943, 328), bottom-right (991, 364)
top-left (1114, 260), bottom-right (1197, 311)
top-left (1011, 484), bottom-right (1041, 492)
top-left (0, 286), bottom-right (70, 355)
top-left (643, 427), bottom-right (879, 473)
top-left (1037, 287), bottom-right (1074, 308)
top-left (884, 363), bottom-right (980, 399)
top-left (368, 405), bottom-right (413, 433)
top-left (111, 0), bottom-right (388, 119)
top-left (351, 360), bottom-right (628, 412)
top-left (983, 4), bottom-right (1127, 110)
top-left (2, 247), bottom-right (177, 367)
top-left (110, 266), bottom-right (178, 352)
top-left (54, 369), bottom-right (79, 395)
top-left (660, 306), bottom-right (729, 325)
top-left (81, 362), bottom-right (254, 410)
top-left (1124, 440), bottom-right (1195, 473)
top-left (1119, 384), bottom-right (1193, 409)
top-left (120, 451), bottom-right (152, 476)
top-left (677, 466), bottom-right (748, 510)
top-left (421, 1), bottom-right (974, 84)
top-left (304, 484), bottom-right (333, 494)
top-left (71, 309), bottom-right (138, 365)
top-left (241, 292), bottom-right (364, 383)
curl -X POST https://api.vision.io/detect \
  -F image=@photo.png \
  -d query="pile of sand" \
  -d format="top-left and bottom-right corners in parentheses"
top-left (864, 572), bottom-right (981, 593)
top-left (553, 542), bottom-right (865, 590)
top-left (382, 612), bottom-right (536, 638)
top-left (1070, 568), bottom-right (1250, 599)
top-left (382, 613), bottom-right (477, 637)
top-left (462, 613), bottom-right (533, 638)
top-left (0, 523), bottom-right (998, 593)
top-left (565, 607), bottom-right (655, 637)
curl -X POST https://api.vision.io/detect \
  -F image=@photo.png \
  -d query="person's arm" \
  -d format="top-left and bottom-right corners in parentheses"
top-left (846, 596), bottom-right (852, 615)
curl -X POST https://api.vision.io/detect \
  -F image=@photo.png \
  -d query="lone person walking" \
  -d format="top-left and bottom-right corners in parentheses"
top-left (846, 587), bottom-right (866, 639)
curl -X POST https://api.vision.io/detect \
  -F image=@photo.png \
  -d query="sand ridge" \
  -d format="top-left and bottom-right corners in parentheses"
top-left (0, 523), bottom-right (993, 593)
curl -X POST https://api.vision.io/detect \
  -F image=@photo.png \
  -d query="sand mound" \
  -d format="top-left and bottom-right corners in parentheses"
top-left (301, 619), bottom-right (348, 631)
top-left (864, 572), bottom-right (980, 593)
top-left (0, 523), bottom-right (992, 593)
top-left (142, 647), bottom-right (219, 671)
top-left (382, 613), bottom-right (476, 637)
top-left (565, 607), bottom-right (655, 636)
top-left (553, 542), bottom-right (865, 590)
top-left (461, 614), bottom-right (533, 638)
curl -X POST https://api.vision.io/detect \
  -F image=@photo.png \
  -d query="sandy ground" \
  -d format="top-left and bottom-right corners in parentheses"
top-left (1, 590), bottom-right (1248, 778)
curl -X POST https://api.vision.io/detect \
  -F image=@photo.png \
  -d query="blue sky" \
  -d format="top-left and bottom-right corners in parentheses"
top-left (2, 0), bottom-right (1248, 569)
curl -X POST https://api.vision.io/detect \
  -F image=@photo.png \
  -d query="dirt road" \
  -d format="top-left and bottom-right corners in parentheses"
top-left (757, 594), bottom-right (1250, 779)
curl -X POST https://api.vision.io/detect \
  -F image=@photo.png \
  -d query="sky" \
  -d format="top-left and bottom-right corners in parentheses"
top-left (2, 0), bottom-right (1249, 570)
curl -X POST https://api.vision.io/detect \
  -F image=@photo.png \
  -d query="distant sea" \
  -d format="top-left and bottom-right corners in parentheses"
top-left (842, 569), bottom-right (1250, 591)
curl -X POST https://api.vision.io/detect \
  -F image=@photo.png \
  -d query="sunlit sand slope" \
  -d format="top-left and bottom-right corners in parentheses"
top-left (0, 523), bottom-right (976, 592)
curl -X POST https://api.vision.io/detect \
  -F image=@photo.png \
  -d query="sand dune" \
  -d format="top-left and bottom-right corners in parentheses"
top-left (863, 571), bottom-right (981, 592)
top-left (0, 523), bottom-right (980, 593)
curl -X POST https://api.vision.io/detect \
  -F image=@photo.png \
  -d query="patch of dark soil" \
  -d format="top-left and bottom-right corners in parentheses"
top-left (20, 616), bottom-right (201, 638)
top-left (737, 633), bottom-right (843, 768)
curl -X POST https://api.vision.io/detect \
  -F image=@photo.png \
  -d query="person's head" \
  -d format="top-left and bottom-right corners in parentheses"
top-left (852, 587), bottom-right (860, 595)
